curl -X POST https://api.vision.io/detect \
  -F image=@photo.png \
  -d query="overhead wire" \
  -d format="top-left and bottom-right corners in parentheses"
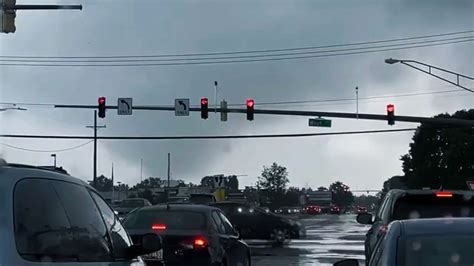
top-left (1, 29), bottom-right (472, 59)
top-left (0, 128), bottom-right (419, 140)
top-left (0, 140), bottom-right (93, 152)
top-left (1, 36), bottom-right (472, 63)
top-left (1, 38), bottom-right (473, 67)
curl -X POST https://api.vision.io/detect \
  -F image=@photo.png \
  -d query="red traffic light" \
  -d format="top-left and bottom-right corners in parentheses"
top-left (387, 104), bottom-right (395, 113)
top-left (246, 98), bottom-right (254, 121)
top-left (201, 97), bottom-right (209, 105)
top-left (98, 96), bottom-right (106, 104)
top-left (201, 97), bottom-right (209, 120)
top-left (246, 98), bottom-right (254, 108)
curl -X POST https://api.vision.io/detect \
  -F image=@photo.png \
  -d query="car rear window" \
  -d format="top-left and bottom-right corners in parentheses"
top-left (121, 199), bottom-right (145, 207)
top-left (123, 210), bottom-right (206, 230)
top-left (402, 235), bottom-right (474, 266)
top-left (392, 194), bottom-right (474, 220)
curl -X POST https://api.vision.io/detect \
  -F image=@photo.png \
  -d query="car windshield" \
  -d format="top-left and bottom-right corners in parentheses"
top-left (392, 195), bottom-right (474, 220)
top-left (123, 210), bottom-right (206, 230)
top-left (120, 199), bottom-right (145, 208)
top-left (402, 235), bottom-right (474, 266)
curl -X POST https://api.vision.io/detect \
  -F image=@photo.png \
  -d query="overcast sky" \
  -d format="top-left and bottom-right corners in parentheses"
top-left (1, 0), bottom-right (473, 191)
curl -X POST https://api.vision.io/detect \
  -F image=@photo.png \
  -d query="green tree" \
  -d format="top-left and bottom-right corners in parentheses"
top-left (329, 181), bottom-right (354, 209)
top-left (257, 163), bottom-right (289, 207)
top-left (131, 177), bottom-right (162, 190)
top-left (401, 109), bottom-right (474, 189)
top-left (89, 175), bottom-right (112, 192)
top-left (317, 186), bottom-right (328, 191)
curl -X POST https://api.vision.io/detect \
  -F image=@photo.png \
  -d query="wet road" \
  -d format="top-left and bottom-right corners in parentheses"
top-left (247, 214), bottom-right (368, 266)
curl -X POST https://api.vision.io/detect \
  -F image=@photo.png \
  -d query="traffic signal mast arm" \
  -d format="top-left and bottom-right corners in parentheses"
top-left (54, 104), bottom-right (474, 127)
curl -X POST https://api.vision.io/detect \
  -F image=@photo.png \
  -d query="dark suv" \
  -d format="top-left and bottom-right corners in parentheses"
top-left (357, 189), bottom-right (474, 262)
top-left (0, 162), bottom-right (160, 265)
top-left (210, 201), bottom-right (306, 244)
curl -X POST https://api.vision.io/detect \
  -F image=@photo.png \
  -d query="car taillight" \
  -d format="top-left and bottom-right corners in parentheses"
top-left (152, 223), bottom-right (167, 230)
top-left (194, 237), bottom-right (207, 248)
top-left (436, 191), bottom-right (453, 197)
top-left (379, 225), bottom-right (388, 234)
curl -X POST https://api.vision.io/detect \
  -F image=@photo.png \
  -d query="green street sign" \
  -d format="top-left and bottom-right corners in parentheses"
top-left (309, 118), bottom-right (332, 127)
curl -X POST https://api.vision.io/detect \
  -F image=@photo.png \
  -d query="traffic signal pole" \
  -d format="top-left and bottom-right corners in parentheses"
top-left (54, 104), bottom-right (474, 127)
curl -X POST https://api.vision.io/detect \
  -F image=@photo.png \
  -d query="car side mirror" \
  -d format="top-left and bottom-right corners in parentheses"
top-left (125, 233), bottom-right (162, 259)
top-left (233, 225), bottom-right (242, 240)
top-left (333, 259), bottom-right (359, 266)
top-left (356, 213), bottom-right (373, 225)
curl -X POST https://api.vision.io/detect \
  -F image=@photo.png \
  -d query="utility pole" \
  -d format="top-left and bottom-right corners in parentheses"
top-left (167, 153), bottom-right (171, 188)
top-left (111, 163), bottom-right (114, 202)
top-left (140, 158), bottom-right (143, 182)
top-left (86, 110), bottom-right (105, 189)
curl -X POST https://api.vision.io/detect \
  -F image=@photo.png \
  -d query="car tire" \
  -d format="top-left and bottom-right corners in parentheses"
top-left (270, 228), bottom-right (287, 246)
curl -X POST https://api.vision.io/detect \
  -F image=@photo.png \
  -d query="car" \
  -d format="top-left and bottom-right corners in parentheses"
top-left (357, 189), bottom-right (474, 261)
top-left (210, 201), bottom-right (306, 244)
top-left (330, 205), bottom-right (341, 214)
top-left (303, 205), bottom-right (322, 214)
top-left (334, 217), bottom-right (474, 266)
top-left (0, 161), bottom-right (160, 265)
top-left (116, 198), bottom-right (153, 216)
top-left (357, 206), bottom-right (367, 214)
top-left (122, 203), bottom-right (251, 266)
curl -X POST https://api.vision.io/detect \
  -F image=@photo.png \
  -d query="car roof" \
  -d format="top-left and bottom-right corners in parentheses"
top-left (139, 203), bottom-right (220, 213)
top-left (394, 218), bottom-right (474, 236)
top-left (388, 189), bottom-right (474, 196)
top-left (209, 201), bottom-right (245, 205)
top-left (0, 163), bottom-right (89, 187)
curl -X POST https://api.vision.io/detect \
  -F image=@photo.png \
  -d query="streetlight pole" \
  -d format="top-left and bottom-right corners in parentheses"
top-left (385, 58), bottom-right (474, 93)
top-left (51, 154), bottom-right (57, 168)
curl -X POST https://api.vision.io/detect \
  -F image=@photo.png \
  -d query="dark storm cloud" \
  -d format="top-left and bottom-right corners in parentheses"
top-left (1, 0), bottom-right (472, 187)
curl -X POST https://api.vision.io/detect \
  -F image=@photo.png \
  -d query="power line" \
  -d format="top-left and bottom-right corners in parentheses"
top-left (0, 140), bottom-right (93, 152)
top-left (1, 30), bottom-right (472, 59)
top-left (1, 38), bottom-right (472, 67)
top-left (0, 128), bottom-right (431, 140)
top-left (1, 36), bottom-right (472, 63)
top-left (238, 88), bottom-right (470, 107)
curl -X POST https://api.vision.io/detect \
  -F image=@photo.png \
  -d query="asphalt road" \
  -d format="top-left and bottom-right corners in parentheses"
top-left (247, 214), bottom-right (368, 266)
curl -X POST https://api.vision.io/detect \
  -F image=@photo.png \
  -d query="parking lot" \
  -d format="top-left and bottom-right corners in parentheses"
top-left (248, 214), bottom-right (368, 265)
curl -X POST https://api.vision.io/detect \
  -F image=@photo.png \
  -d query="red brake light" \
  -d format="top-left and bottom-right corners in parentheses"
top-left (194, 237), bottom-right (207, 248)
top-left (379, 225), bottom-right (388, 234)
top-left (152, 223), bottom-right (167, 230)
top-left (436, 191), bottom-right (453, 197)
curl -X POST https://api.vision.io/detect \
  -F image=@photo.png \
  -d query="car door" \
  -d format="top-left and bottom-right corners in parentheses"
top-left (216, 211), bottom-right (247, 266)
top-left (366, 196), bottom-right (390, 257)
top-left (211, 211), bottom-right (244, 266)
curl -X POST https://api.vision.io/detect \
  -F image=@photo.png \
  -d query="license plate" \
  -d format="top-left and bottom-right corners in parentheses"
top-left (143, 249), bottom-right (163, 261)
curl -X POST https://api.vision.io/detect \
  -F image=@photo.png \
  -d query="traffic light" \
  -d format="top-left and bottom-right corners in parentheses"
top-left (2, 0), bottom-right (17, 33)
top-left (201, 97), bottom-right (208, 119)
top-left (387, 104), bottom-right (395, 125)
top-left (98, 97), bottom-right (106, 118)
top-left (246, 98), bottom-right (254, 121)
